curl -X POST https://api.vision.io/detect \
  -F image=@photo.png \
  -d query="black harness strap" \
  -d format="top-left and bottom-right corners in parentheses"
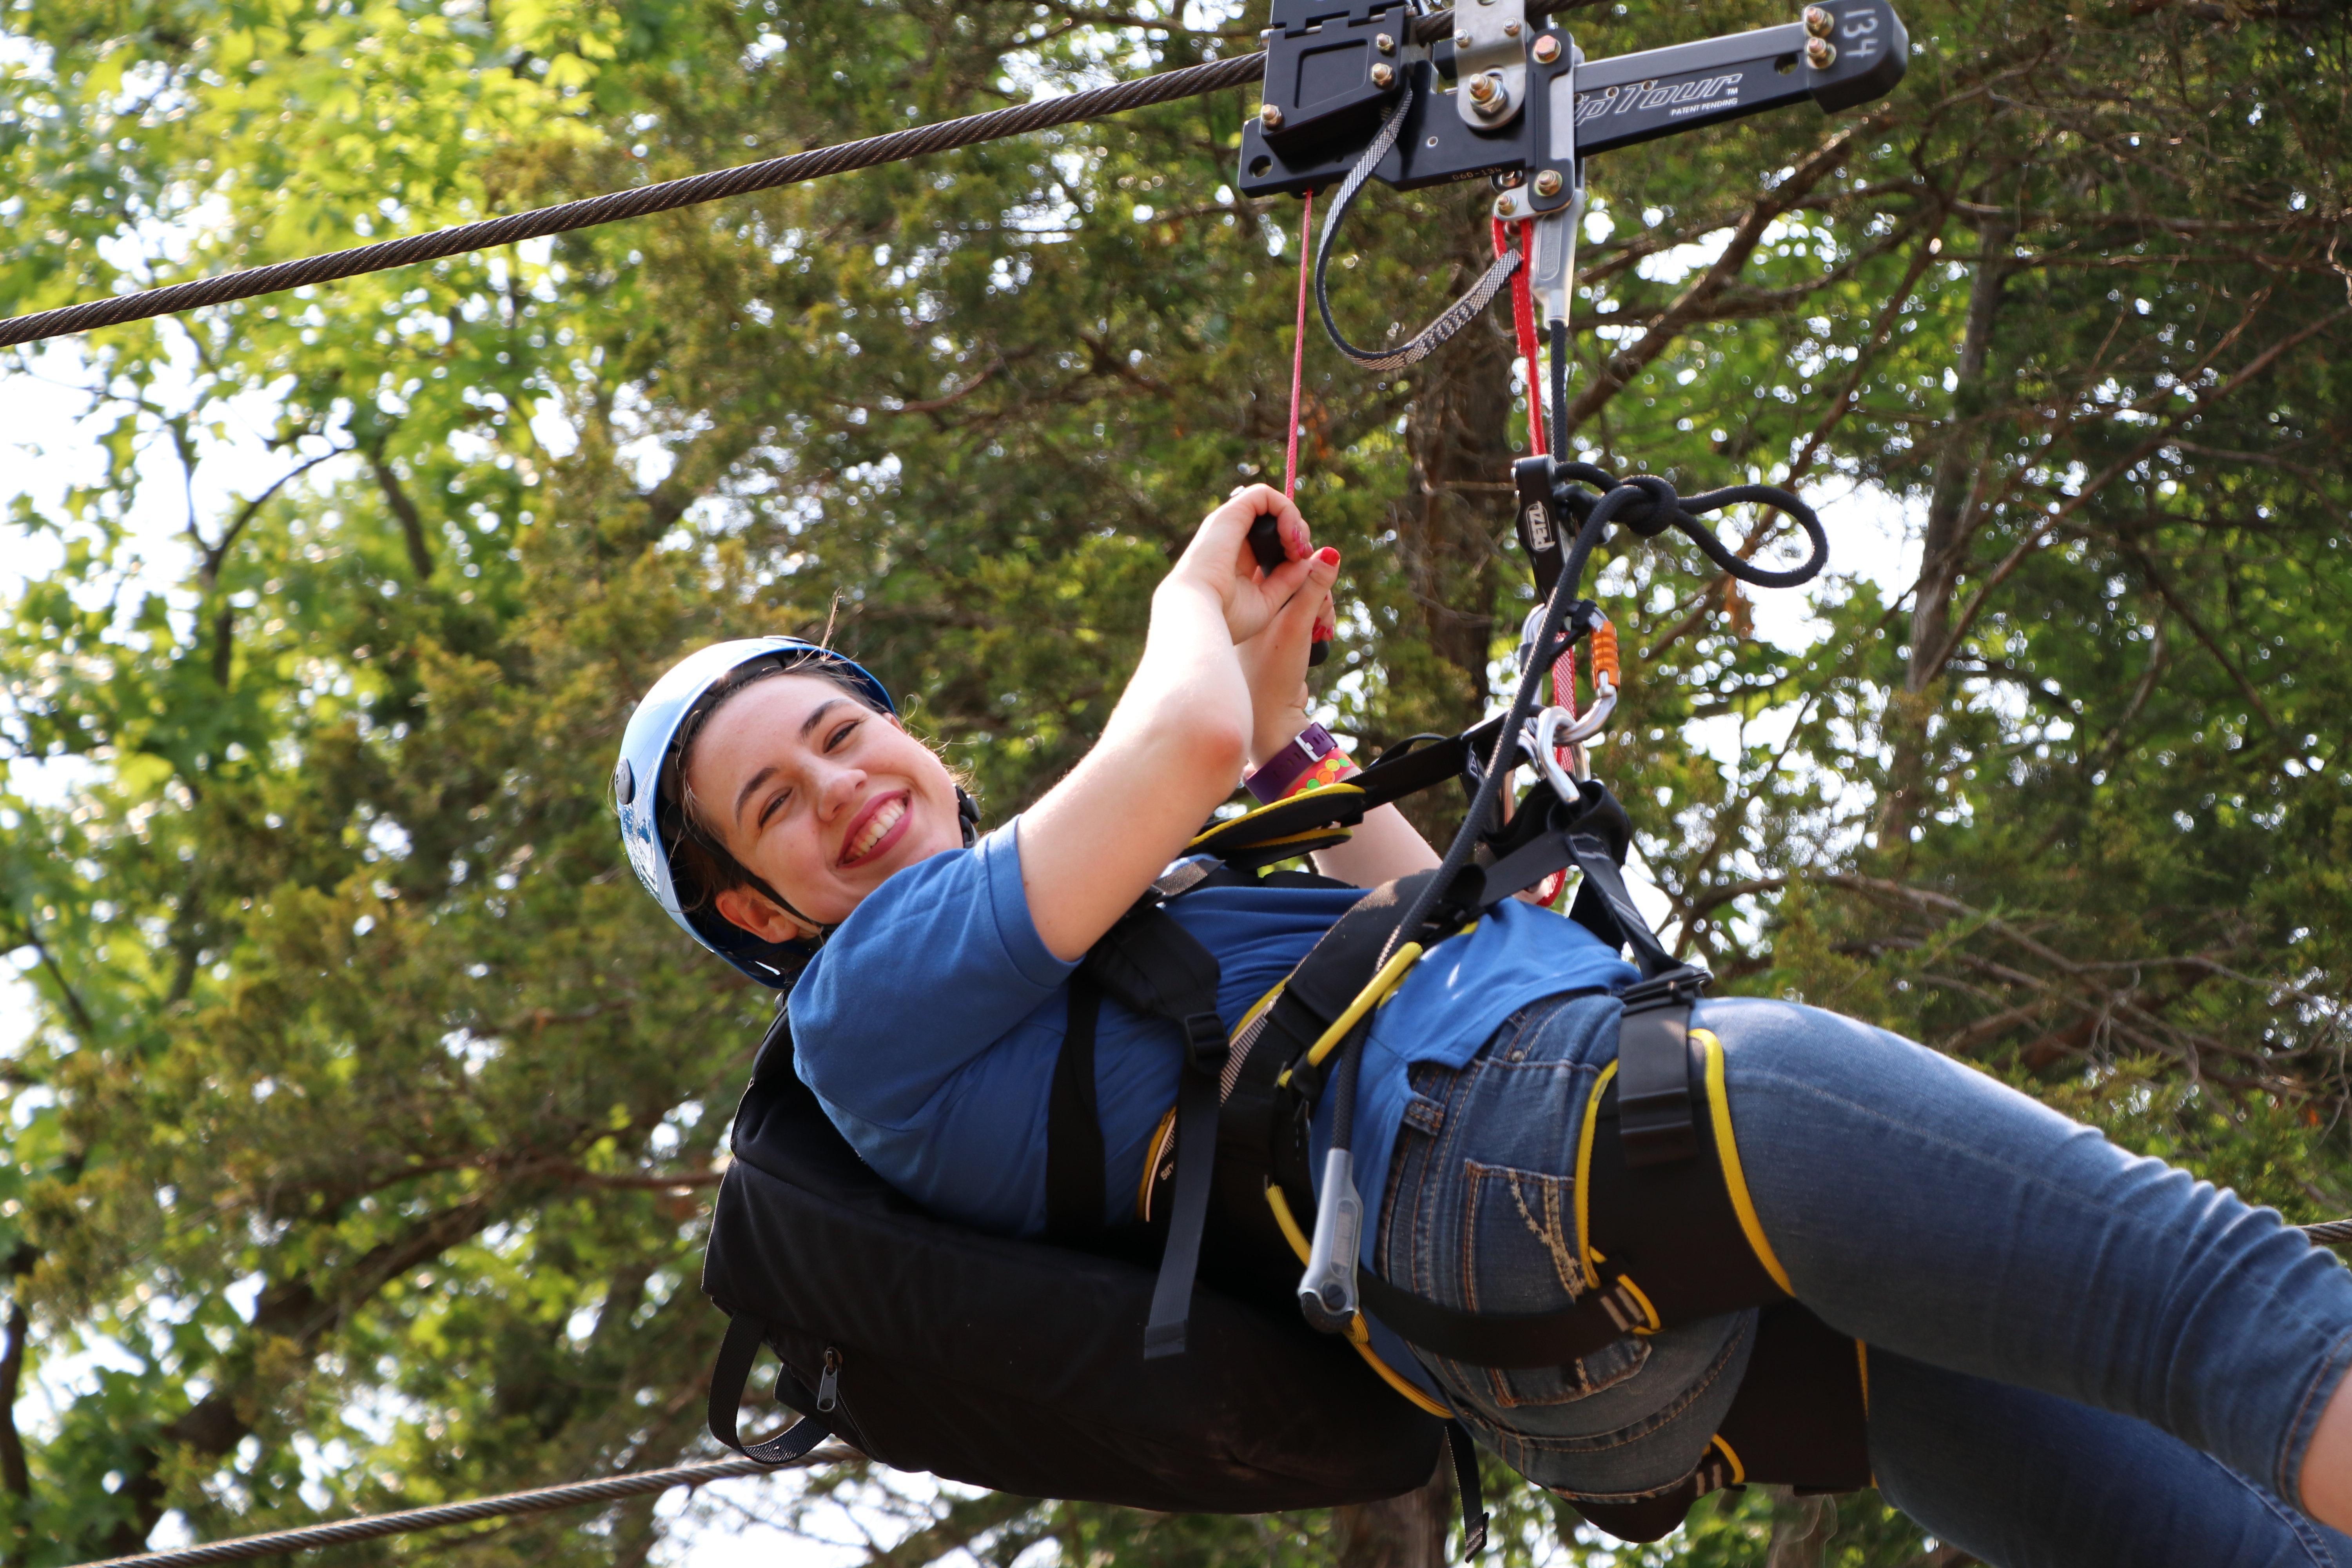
top-left (1614, 971), bottom-right (1708, 1169)
top-left (1445, 1421), bottom-right (1490, 1557)
top-left (708, 1312), bottom-right (833, 1465)
top-left (1076, 906), bottom-right (1230, 1359)
top-left (1046, 970), bottom-right (1107, 1244)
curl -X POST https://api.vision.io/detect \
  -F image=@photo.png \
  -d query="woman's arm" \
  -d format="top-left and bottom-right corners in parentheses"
top-left (1019, 486), bottom-right (1339, 961)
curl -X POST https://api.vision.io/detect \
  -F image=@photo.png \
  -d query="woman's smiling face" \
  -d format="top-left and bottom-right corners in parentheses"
top-left (682, 672), bottom-right (964, 941)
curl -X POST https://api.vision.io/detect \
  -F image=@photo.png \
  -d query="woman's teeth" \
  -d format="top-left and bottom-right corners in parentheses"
top-left (846, 797), bottom-right (906, 862)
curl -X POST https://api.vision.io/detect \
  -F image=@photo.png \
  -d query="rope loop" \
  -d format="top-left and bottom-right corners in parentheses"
top-left (1553, 467), bottom-right (1828, 589)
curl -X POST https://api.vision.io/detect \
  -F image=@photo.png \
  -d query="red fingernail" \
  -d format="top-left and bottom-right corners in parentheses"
top-left (1317, 546), bottom-right (1341, 565)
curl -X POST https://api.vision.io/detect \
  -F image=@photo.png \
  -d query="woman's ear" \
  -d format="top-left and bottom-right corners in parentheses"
top-left (713, 886), bottom-right (818, 945)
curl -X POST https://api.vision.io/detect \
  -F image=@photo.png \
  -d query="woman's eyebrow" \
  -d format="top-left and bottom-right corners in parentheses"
top-left (798, 697), bottom-right (848, 740)
top-left (731, 765), bottom-right (780, 828)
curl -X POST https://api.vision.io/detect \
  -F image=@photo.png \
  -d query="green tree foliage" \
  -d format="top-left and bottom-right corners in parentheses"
top-left (0, 0), bottom-right (2346, 1561)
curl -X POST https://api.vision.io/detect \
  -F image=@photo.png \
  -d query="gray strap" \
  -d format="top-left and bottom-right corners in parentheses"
top-left (1314, 84), bottom-right (1520, 374)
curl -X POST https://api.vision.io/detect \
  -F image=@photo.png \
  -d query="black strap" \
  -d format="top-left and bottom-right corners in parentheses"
top-left (1563, 828), bottom-right (1681, 978)
top-left (1354, 1257), bottom-right (1655, 1370)
top-left (1046, 971), bottom-right (1107, 1243)
top-left (1083, 907), bottom-right (1230, 1357)
top-left (708, 1313), bottom-right (831, 1465)
top-left (1446, 1421), bottom-right (1490, 1558)
top-left (1145, 1060), bottom-right (1221, 1359)
top-left (1615, 970), bottom-right (1707, 1169)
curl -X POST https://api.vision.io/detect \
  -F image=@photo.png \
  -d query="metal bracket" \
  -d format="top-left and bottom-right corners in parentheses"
top-left (1238, 0), bottom-right (1908, 199)
top-left (1450, 0), bottom-right (1527, 132)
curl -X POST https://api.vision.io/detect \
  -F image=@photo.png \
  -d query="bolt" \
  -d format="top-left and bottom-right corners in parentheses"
top-left (1504, 20), bottom-right (1521, 35)
top-left (1496, 169), bottom-right (1525, 188)
top-left (1803, 4), bottom-right (1834, 34)
top-left (1531, 33), bottom-right (1561, 63)
top-left (1466, 72), bottom-right (1497, 102)
top-left (1534, 169), bottom-right (1563, 197)
top-left (1805, 35), bottom-right (1837, 67)
top-left (1370, 61), bottom-right (1396, 87)
top-left (1259, 103), bottom-right (1285, 129)
top-left (1376, 31), bottom-right (1395, 53)
top-left (1455, 29), bottom-right (1472, 47)
top-left (1494, 195), bottom-right (1516, 218)
top-left (1472, 73), bottom-right (1511, 115)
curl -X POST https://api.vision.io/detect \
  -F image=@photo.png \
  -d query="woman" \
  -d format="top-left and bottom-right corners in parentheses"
top-left (616, 485), bottom-right (2352, 1566)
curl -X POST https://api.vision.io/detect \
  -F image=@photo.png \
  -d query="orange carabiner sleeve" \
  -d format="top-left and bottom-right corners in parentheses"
top-left (1591, 616), bottom-right (1622, 688)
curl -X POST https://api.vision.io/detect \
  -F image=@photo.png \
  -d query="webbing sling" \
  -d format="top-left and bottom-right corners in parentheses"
top-left (708, 1312), bottom-right (834, 1463)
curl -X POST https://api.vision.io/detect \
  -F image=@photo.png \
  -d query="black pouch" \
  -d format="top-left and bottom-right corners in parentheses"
top-left (700, 1015), bottom-right (1443, 1512)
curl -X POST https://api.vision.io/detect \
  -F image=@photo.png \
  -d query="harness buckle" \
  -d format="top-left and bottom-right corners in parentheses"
top-left (1179, 1013), bottom-right (1229, 1073)
top-left (1619, 965), bottom-right (1709, 1013)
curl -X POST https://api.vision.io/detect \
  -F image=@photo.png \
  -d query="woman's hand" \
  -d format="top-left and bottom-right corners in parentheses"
top-left (1236, 584), bottom-right (1336, 768)
top-left (1018, 485), bottom-right (1334, 961)
top-left (1160, 485), bottom-right (1327, 648)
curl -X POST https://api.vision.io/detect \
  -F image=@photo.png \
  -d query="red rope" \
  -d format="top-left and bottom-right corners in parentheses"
top-left (1495, 218), bottom-right (1546, 458)
top-left (1285, 189), bottom-right (1315, 497)
top-left (1497, 215), bottom-right (1575, 846)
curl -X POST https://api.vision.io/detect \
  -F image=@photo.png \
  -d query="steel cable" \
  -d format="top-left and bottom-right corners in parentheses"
top-left (68, 1446), bottom-right (860, 1568)
top-left (0, 0), bottom-right (1591, 350)
top-left (0, 54), bottom-right (1262, 349)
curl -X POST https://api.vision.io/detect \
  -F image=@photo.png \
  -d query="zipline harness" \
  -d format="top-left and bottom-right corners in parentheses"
top-left (48, 3), bottom-right (2352, 1564)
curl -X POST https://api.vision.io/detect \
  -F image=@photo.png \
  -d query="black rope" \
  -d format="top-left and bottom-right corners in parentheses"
top-left (1547, 465), bottom-right (1830, 589)
top-left (68, 1447), bottom-right (857, 1568)
top-left (1337, 467), bottom-right (1826, 1154)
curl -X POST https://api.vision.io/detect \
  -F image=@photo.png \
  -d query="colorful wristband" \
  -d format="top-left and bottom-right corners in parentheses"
top-left (1244, 722), bottom-right (1339, 804)
top-left (1286, 749), bottom-right (1357, 799)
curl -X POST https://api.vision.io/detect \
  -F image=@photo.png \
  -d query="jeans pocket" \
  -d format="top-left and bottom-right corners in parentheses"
top-left (1453, 1160), bottom-right (1650, 1408)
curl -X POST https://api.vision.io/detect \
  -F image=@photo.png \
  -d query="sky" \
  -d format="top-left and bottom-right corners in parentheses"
top-left (0, 212), bottom-right (1924, 1564)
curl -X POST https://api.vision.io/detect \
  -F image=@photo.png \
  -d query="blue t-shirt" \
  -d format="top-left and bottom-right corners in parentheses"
top-left (790, 817), bottom-right (1638, 1394)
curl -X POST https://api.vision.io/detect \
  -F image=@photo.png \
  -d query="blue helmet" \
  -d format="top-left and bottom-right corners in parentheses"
top-left (613, 638), bottom-right (895, 987)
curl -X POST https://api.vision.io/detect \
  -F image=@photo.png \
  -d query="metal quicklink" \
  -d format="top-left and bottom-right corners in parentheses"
top-left (1312, 83), bottom-right (1523, 375)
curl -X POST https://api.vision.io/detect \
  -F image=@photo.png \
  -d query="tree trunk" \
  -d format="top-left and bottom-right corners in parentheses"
top-left (1877, 216), bottom-right (2016, 851)
top-left (1333, 1455), bottom-right (1454, 1568)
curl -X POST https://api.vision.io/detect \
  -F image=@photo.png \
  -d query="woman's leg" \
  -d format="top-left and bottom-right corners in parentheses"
top-left (1869, 1349), bottom-right (2352, 1568)
top-left (1705, 997), bottom-right (2352, 1519)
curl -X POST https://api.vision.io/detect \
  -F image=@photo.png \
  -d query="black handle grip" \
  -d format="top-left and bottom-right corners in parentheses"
top-left (1249, 513), bottom-right (1286, 573)
top-left (1247, 510), bottom-right (1330, 665)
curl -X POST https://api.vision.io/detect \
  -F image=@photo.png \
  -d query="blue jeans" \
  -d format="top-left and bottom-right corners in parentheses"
top-left (1375, 993), bottom-right (2352, 1565)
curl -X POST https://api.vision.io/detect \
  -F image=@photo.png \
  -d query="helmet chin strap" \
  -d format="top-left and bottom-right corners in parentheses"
top-left (956, 786), bottom-right (981, 849)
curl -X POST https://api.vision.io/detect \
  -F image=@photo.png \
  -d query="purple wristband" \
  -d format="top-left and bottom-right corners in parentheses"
top-left (1244, 722), bottom-right (1339, 804)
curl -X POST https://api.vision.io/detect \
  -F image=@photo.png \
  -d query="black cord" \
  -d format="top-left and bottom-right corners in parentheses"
top-left (1326, 468), bottom-right (1826, 1156)
top-left (1550, 472), bottom-right (1828, 589)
